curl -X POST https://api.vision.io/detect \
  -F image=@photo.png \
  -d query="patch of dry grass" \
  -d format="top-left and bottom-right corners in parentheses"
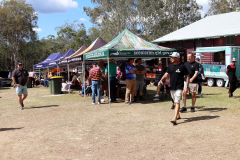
top-left (0, 85), bottom-right (240, 159)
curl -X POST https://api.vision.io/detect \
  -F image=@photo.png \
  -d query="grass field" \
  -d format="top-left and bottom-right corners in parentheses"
top-left (0, 85), bottom-right (240, 159)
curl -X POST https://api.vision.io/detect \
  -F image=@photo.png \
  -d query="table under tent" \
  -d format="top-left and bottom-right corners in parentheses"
top-left (82, 29), bottom-right (176, 107)
top-left (33, 52), bottom-right (63, 83)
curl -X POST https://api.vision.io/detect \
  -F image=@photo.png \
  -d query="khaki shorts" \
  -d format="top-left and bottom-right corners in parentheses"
top-left (170, 90), bottom-right (183, 104)
top-left (184, 82), bottom-right (197, 93)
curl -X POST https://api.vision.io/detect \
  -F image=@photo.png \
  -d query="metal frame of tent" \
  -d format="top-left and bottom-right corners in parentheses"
top-left (83, 29), bottom-right (176, 107)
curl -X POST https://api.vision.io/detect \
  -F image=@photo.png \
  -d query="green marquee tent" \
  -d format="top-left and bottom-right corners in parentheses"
top-left (83, 29), bottom-right (175, 60)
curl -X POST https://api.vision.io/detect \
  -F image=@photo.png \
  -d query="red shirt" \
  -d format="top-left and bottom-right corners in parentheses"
top-left (89, 67), bottom-right (102, 80)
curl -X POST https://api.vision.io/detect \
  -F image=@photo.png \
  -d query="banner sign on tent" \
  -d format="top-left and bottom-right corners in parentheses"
top-left (109, 50), bottom-right (171, 58)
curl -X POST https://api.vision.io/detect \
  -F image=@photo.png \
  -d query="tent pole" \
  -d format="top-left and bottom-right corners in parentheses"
top-left (67, 63), bottom-right (70, 94)
top-left (108, 55), bottom-right (111, 108)
top-left (83, 60), bottom-right (86, 99)
top-left (166, 58), bottom-right (168, 67)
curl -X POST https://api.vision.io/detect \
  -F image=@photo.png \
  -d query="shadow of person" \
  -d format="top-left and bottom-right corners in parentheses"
top-left (198, 107), bottom-right (227, 112)
top-left (179, 115), bottom-right (220, 124)
top-left (25, 105), bottom-right (59, 109)
top-left (0, 127), bottom-right (23, 131)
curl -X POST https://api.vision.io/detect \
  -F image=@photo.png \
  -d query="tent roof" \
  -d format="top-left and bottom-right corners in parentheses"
top-left (64, 44), bottom-right (88, 60)
top-left (83, 29), bottom-right (175, 60)
top-left (33, 52), bottom-right (63, 69)
top-left (66, 37), bottom-right (107, 62)
top-left (153, 11), bottom-right (240, 43)
top-left (48, 48), bottom-right (75, 66)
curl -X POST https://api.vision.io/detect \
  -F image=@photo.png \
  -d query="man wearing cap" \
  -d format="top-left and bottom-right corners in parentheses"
top-left (105, 58), bottom-right (117, 102)
top-left (12, 62), bottom-right (29, 110)
top-left (159, 52), bottom-right (189, 125)
top-left (89, 62), bottom-right (104, 104)
top-left (180, 53), bottom-right (199, 113)
top-left (226, 58), bottom-right (238, 98)
top-left (98, 59), bottom-right (108, 102)
top-left (195, 57), bottom-right (205, 95)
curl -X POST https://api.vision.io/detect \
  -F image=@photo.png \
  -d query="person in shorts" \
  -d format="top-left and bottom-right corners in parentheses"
top-left (159, 52), bottom-right (189, 125)
top-left (180, 53), bottom-right (199, 113)
top-left (195, 57), bottom-right (205, 95)
top-left (98, 59), bottom-right (108, 102)
top-left (134, 58), bottom-right (146, 101)
top-left (12, 62), bottom-right (29, 110)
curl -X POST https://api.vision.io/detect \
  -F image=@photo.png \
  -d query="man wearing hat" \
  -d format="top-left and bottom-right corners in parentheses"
top-left (12, 62), bottom-right (29, 110)
top-left (98, 59), bottom-right (108, 102)
top-left (226, 58), bottom-right (238, 98)
top-left (159, 52), bottom-right (189, 125)
top-left (105, 58), bottom-right (117, 102)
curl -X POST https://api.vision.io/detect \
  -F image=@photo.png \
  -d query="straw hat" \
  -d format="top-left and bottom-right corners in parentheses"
top-left (109, 58), bottom-right (115, 63)
top-left (232, 58), bottom-right (237, 62)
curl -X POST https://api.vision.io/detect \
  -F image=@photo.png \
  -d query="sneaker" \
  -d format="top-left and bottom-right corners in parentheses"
top-left (180, 107), bottom-right (187, 113)
top-left (171, 104), bottom-right (175, 109)
top-left (153, 98), bottom-right (159, 101)
top-left (131, 101), bottom-right (137, 104)
top-left (190, 107), bottom-right (195, 112)
top-left (92, 102), bottom-right (95, 105)
top-left (125, 102), bottom-right (130, 105)
top-left (154, 94), bottom-right (159, 98)
top-left (19, 105), bottom-right (23, 110)
top-left (101, 98), bottom-right (105, 102)
top-left (98, 102), bottom-right (100, 105)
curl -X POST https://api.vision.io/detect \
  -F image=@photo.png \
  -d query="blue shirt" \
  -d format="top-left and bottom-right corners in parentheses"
top-left (125, 64), bottom-right (136, 80)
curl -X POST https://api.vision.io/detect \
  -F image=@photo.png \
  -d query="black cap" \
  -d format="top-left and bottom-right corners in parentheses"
top-left (18, 62), bottom-right (22, 65)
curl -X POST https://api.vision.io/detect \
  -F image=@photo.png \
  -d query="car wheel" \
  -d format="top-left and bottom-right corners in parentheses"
top-left (216, 79), bottom-right (224, 87)
top-left (207, 78), bottom-right (215, 87)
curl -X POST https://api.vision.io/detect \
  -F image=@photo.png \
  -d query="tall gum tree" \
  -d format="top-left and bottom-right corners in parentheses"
top-left (0, 0), bottom-right (38, 70)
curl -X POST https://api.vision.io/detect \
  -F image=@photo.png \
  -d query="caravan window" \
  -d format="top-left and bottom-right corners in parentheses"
top-left (213, 51), bottom-right (225, 65)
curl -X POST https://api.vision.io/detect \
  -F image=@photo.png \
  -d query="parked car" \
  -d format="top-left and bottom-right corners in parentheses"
top-left (0, 71), bottom-right (12, 87)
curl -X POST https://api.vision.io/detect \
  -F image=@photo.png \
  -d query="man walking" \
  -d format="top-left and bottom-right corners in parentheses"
top-left (12, 62), bottom-right (29, 110)
top-left (180, 53), bottom-right (199, 113)
top-left (134, 58), bottom-right (146, 101)
top-left (105, 58), bottom-right (117, 102)
top-left (226, 58), bottom-right (238, 98)
top-left (195, 58), bottom-right (205, 96)
top-left (160, 52), bottom-right (189, 125)
top-left (125, 58), bottom-right (139, 105)
top-left (89, 62), bottom-right (104, 104)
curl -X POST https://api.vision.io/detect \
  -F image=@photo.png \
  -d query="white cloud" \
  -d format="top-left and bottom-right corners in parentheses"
top-left (196, 0), bottom-right (210, 17)
top-left (26, 0), bottom-right (78, 14)
top-left (33, 28), bottom-right (43, 32)
top-left (79, 18), bottom-right (87, 21)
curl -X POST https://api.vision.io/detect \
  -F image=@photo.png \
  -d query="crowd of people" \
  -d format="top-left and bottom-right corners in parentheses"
top-left (10, 52), bottom-right (239, 125)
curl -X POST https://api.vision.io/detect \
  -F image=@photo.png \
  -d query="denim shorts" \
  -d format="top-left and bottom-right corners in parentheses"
top-left (16, 85), bottom-right (28, 95)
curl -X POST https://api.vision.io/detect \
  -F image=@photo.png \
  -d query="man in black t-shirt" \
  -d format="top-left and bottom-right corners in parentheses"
top-left (160, 52), bottom-right (189, 125)
top-left (12, 62), bottom-right (29, 110)
top-left (226, 58), bottom-right (238, 98)
top-left (180, 53), bottom-right (199, 113)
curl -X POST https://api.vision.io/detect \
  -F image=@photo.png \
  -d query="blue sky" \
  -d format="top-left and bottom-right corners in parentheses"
top-left (25, 0), bottom-right (210, 40)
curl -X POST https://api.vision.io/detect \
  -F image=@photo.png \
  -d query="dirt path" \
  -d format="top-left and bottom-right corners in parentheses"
top-left (0, 86), bottom-right (240, 159)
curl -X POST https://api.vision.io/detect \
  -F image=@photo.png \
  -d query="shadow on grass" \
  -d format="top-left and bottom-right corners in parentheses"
top-left (26, 105), bottom-right (59, 109)
top-left (0, 127), bottom-right (23, 131)
top-left (0, 87), bottom-right (11, 90)
top-left (194, 106), bottom-right (227, 112)
top-left (179, 115), bottom-right (220, 124)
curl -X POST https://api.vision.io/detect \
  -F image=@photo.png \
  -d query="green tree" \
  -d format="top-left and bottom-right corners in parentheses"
top-left (84, 0), bottom-right (202, 42)
top-left (205, 0), bottom-right (240, 16)
top-left (0, 0), bottom-right (38, 70)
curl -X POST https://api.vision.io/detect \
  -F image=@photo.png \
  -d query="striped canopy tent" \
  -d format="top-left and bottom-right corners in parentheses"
top-left (65, 37), bottom-right (107, 65)
top-left (82, 29), bottom-right (175, 107)
top-left (58, 45), bottom-right (88, 66)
